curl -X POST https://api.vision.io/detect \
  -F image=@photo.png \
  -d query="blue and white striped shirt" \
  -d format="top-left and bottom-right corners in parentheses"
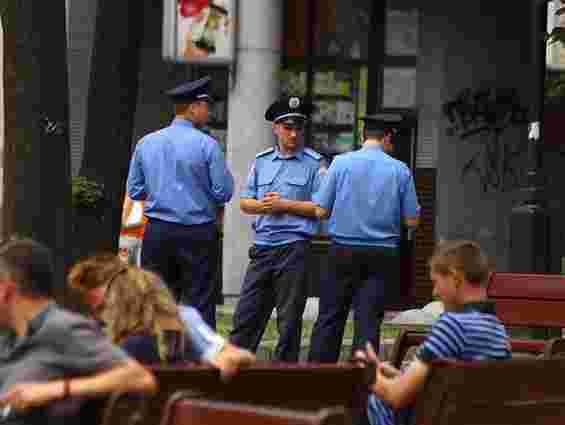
top-left (368, 302), bottom-right (510, 425)
top-left (416, 302), bottom-right (511, 363)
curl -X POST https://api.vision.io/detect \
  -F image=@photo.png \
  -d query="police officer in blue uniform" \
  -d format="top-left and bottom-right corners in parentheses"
top-left (127, 76), bottom-right (234, 329)
top-left (229, 97), bottom-right (324, 362)
top-left (308, 115), bottom-right (421, 362)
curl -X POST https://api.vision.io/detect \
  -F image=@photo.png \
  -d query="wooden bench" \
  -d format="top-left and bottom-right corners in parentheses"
top-left (96, 362), bottom-right (372, 425)
top-left (389, 272), bottom-right (565, 367)
top-left (412, 358), bottom-right (565, 425)
top-left (159, 392), bottom-right (348, 425)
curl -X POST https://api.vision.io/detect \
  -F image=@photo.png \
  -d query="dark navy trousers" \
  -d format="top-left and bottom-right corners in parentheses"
top-left (141, 218), bottom-right (219, 329)
top-left (308, 243), bottom-right (396, 362)
top-left (230, 240), bottom-right (311, 362)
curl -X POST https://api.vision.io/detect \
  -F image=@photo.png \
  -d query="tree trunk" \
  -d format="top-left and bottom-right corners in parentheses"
top-left (75, 0), bottom-right (145, 259)
top-left (3, 1), bottom-right (72, 298)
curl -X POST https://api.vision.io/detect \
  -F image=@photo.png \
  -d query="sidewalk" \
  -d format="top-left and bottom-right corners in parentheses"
top-left (217, 297), bottom-right (400, 361)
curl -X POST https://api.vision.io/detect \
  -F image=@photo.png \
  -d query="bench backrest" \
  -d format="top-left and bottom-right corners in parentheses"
top-left (413, 358), bottom-right (565, 425)
top-left (159, 393), bottom-right (349, 425)
top-left (100, 362), bottom-right (369, 425)
top-left (487, 272), bottom-right (565, 328)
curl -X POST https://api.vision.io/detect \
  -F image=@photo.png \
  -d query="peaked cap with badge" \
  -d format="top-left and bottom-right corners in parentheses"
top-left (165, 75), bottom-right (214, 104)
top-left (265, 96), bottom-right (315, 127)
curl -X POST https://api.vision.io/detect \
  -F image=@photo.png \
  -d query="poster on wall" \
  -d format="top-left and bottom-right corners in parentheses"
top-left (163, 0), bottom-right (237, 64)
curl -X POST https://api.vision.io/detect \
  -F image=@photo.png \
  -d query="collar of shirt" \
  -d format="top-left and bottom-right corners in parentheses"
top-left (361, 143), bottom-right (384, 152)
top-left (271, 148), bottom-right (304, 161)
top-left (171, 118), bottom-right (195, 129)
top-left (457, 300), bottom-right (496, 314)
top-left (26, 302), bottom-right (56, 337)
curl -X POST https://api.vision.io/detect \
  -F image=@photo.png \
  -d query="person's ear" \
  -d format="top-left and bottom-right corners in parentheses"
top-left (450, 269), bottom-right (464, 290)
top-left (0, 281), bottom-right (17, 302)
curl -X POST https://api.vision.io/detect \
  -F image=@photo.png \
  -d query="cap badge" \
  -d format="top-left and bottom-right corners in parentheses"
top-left (289, 97), bottom-right (300, 109)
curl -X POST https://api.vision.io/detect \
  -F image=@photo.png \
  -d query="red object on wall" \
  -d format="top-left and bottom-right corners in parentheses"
top-left (179, 0), bottom-right (209, 18)
top-left (544, 110), bottom-right (565, 145)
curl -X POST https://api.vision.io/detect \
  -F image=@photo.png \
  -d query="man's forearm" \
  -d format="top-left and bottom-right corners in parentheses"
top-left (279, 200), bottom-right (318, 218)
top-left (240, 198), bottom-right (267, 215)
top-left (67, 360), bottom-right (157, 398)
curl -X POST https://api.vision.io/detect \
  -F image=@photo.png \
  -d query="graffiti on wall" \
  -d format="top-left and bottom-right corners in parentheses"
top-left (443, 87), bottom-right (528, 192)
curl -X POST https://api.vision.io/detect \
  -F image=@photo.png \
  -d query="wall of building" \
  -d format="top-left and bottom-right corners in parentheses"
top-left (67, 0), bottom-right (98, 176)
top-left (422, 1), bottom-right (534, 271)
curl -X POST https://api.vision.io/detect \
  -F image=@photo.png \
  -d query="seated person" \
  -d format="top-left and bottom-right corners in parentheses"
top-left (68, 255), bottom-right (255, 377)
top-left (355, 240), bottom-right (511, 425)
top-left (0, 239), bottom-right (156, 424)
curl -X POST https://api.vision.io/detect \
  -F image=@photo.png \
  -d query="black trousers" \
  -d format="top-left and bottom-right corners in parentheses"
top-left (308, 244), bottom-right (397, 362)
top-left (141, 218), bottom-right (219, 329)
top-left (230, 240), bottom-right (311, 362)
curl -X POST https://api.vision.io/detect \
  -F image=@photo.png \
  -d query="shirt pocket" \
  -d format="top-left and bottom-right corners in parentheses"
top-left (283, 174), bottom-right (309, 201)
top-left (256, 172), bottom-right (276, 199)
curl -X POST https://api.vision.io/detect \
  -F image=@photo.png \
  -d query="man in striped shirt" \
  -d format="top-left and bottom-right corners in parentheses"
top-left (356, 240), bottom-right (511, 425)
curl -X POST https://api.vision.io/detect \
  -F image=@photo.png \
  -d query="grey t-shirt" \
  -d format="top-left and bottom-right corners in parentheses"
top-left (0, 302), bottom-right (129, 424)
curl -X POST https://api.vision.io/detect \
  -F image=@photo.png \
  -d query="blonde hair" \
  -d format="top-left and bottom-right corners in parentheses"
top-left (429, 240), bottom-right (492, 287)
top-left (69, 254), bottom-right (184, 362)
top-left (102, 267), bottom-right (184, 362)
top-left (68, 253), bottom-right (126, 293)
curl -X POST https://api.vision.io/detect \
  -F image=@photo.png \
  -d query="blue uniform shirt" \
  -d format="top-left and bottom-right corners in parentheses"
top-left (241, 147), bottom-right (323, 246)
top-left (315, 144), bottom-right (420, 248)
top-left (127, 118), bottom-right (234, 225)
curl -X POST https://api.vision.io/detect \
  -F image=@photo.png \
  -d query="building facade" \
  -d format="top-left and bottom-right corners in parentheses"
top-left (66, 1), bottom-right (565, 307)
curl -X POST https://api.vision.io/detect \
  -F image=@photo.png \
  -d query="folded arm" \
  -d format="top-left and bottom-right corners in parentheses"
top-left (0, 360), bottom-right (156, 412)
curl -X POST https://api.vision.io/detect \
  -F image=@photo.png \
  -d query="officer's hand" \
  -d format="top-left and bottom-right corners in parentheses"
top-left (264, 192), bottom-right (281, 199)
top-left (260, 192), bottom-right (282, 214)
top-left (269, 197), bottom-right (288, 214)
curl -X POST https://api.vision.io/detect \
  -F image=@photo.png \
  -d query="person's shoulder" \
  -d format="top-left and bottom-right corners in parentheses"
top-left (39, 307), bottom-right (103, 346)
top-left (303, 147), bottom-right (322, 161)
top-left (48, 307), bottom-right (101, 332)
top-left (385, 155), bottom-right (411, 173)
top-left (136, 127), bottom-right (169, 147)
top-left (430, 311), bottom-right (464, 330)
top-left (255, 147), bottom-right (275, 159)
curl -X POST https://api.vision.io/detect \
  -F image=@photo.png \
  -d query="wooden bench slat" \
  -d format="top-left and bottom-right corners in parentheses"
top-left (414, 359), bottom-right (565, 425)
top-left (99, 363), bottom-right (369, 425)
top-left (160, 396), bottom-right (349, 425)
top-left (492, 299), bottom-right (565, 327)
top-left (488, 272), bottom-right (565, 301)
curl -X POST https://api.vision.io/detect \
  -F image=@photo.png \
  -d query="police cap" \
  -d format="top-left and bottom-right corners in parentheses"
top-left (165, 76), bottom-right (213, 104)
top-left (265, 97), bottom-right (314, 127)
top-left (360, 113), bottom-right (406, 137)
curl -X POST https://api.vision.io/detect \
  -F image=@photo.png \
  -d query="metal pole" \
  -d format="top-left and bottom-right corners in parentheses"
top-left (509, 0), bottom-right (549, 272)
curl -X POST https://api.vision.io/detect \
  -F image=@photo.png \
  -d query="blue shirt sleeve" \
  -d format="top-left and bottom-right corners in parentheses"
top-left (179, 305), bottom-right (225, 363)
top-left (240, 160), bottom-right (258, 199)
top-left (207, 140), bottom-right (234, 204)
top-left (313, 159), bottom-right (338, 212)
top-left (127, 144), bottom-right (147, 201)
top-left (415, 313), bottom-right (465, 363)
top-left (311, 162), bottom-right (327, 198)
top-left (400, 168), bottom-right (420, 218)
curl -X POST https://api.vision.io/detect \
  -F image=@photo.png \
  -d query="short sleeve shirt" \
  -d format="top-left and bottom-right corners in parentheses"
top-left (415, 302), bottom-right (511, 363)
top-left (0, 303), bottom-right (129, 424)
top-left (241, 147), bottom-right (324, 246)
top-left (314, 145), bottom-right (419, 248)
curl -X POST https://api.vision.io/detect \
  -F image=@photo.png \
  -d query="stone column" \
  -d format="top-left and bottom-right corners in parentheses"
top-left (223, 0), bottom-right (282, 296)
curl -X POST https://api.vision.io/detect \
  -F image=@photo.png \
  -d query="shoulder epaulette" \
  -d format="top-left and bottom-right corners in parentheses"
top-left (256, 147), bottom-right (275, 158)
top-left (304, 147), bottom-right (322, 160)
